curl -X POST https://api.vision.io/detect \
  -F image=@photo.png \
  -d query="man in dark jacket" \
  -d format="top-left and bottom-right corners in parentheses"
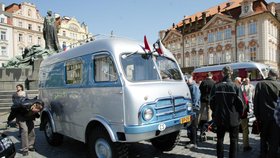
top-left (210, 66), bottom-right (244, 158)
top-left (254, 69), bottom-right (280, 158)
top-left (198, 72), bottom-right (215, 124)
top-left (185, 76), bottom-right (200, 149)
top-left (15, 97), bottom-right (44, 156)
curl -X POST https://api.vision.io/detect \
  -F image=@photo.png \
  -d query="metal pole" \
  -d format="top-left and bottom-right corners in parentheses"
top-left (182, 34), bottom-right (185, 68)
top-left (182, 20), bottom-right (185, 70)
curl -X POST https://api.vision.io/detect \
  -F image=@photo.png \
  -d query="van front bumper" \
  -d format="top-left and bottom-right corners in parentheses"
top-left (123, 113), bottom-right (195, 142)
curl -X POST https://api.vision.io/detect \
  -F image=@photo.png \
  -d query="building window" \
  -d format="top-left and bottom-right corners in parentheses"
top-left (63, 31), bottom-right (66, 36)
top-left (1, 46), bottom-right (7, 56)
top-left (225, 51), bottom-right (231, 62)
top-left (66, 61), bottom-right (83, 84)
top-left (208, 33), bottom-right (214, 43)
top-left (18, 34), bottom-right (23, 42)
top-left (237, 25), bottom-right (245, 37)
top-left (94, 54), bottom-right (117, 82)
top-left (216, 31), bottom-right (223, 41)
top-left (197, 36), bottom-right (204, 45)
top-left (18, 21), bottom-right (23, 27)
top-left (0, 31), bottom-right (6, 40)
top-left (191, 54), bottom-right (196, 66)
top-left (250, 46), bottom-right (257, 61)
top-left (0, 18), bottom-right (4, 23)
top-left (224, 28), bottom-right (231, 39)
top-left (28, 9), bottom-right (32, 17)
top-left (199, 54), bottom-right (204, 65)
top-left (38, 26), bottom-right (41, 32)
top-left (185, 57), bottom-right (190, 67)
top-left (28, 24), bottom-right (32, 30)
top-left (249, 22), bottom-right (257, 34)
top-left (37, 37), bottom-right (41, 45)
top-left (28, 35), bottom-right (32, 43)
top-left (217, 53), bottom-right (223, 64)
top-left (62, 42), bottom-right (67, 51)
top-left (209, 53), bottom-right (214, 65)
top-left (238, 50), bottom-right (245, 61)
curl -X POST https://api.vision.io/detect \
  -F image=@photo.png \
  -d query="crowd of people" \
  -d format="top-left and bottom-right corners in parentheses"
top-left (185, 66), bottom-right (280, 158)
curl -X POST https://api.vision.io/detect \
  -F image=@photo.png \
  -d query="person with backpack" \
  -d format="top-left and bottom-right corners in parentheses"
top-left (254, 69), bottom-right (280, 158)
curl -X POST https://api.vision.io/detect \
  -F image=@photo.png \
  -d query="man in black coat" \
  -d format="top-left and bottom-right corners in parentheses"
top-left (198, 72), bottom-right (215, 123)
top-left (210, 66), bottom-right (244, 158)
top-left (254, 69), bottom-right (280, 158)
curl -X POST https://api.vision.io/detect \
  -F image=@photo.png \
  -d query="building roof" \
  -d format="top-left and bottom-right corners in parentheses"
top-left (164, 0), bottom-right (270, 39)
top-left (5, 3), bottom-right (21, 13)
top-left (176, 0), bottom-right (243, 28)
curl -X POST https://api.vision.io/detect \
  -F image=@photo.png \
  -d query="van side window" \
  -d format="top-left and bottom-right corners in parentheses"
top-left (94, 55), bottom-right (117, 82)
top-left (66, 61), bottom-right (83, 84)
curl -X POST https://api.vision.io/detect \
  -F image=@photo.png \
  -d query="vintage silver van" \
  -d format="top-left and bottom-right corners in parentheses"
top-left (39, 37), bottom-right (194, 158)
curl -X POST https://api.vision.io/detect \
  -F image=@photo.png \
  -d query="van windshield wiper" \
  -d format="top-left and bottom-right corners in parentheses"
top-left (122, 51), bottom-right (138, 59)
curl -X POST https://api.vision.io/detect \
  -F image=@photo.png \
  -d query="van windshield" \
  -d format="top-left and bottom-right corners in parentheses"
top-left (121, 53), bottom-right (182, 82)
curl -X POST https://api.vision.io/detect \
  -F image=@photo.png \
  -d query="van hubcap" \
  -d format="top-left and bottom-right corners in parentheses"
top-left (95, 138), bottom-right (112, 158)
top-left (45, 122), bottom-right (52, 138)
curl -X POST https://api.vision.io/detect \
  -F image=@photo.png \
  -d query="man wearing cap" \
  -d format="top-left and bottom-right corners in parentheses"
top-left (254, 68), bottom-right (280, 158)
top-left (210, 66), bottom-right (245, 158)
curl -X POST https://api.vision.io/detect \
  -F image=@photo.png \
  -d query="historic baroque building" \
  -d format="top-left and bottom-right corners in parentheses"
top-left (160, 0), bottom-right (280, 73)
top-left (57, 16), bottom-right (91, 50)
top-left (0, 2), bottom-right (92, 67)
top-left (5, 2), bottom-right (44, 58)
top-left (0, 4), bottom-right (13, 66)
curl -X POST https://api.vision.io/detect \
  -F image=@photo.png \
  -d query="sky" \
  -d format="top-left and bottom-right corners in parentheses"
top-left (1, 0), bottom-right (279, 43)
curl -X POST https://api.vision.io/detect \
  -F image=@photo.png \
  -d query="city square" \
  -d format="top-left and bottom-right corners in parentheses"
top-left (0, 118), bottom-right (267, 158)
top-left (1, 0), bottom-right (280, 158)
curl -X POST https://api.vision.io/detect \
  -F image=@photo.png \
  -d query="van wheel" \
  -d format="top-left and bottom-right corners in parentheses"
top-left (43, 117), bottom-right (63, 146)
top-left (151, 131), bottom-right (180, 151)
top-left (88, 126), bottom-right (128, 158)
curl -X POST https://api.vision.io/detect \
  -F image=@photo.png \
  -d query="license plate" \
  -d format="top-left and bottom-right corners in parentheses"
top-left (180, 115), bottom-right (191, 124)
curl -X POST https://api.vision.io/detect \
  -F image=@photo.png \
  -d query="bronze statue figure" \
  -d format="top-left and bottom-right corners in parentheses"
top-left (43, 10), bottom-right (61, 52)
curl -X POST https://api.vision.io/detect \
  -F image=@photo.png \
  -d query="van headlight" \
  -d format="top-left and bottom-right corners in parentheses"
top-left (142, 108), bottom-right (154, 121)
top-left (187, 102), bottom-right (193, 111)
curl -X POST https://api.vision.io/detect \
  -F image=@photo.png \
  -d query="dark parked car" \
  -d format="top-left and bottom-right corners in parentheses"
top-left (0, 133), bottom-right (16, 158)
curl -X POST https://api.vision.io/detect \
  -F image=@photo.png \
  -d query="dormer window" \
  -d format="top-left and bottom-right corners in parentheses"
top-left (240, 0), bottom-right (254, 17)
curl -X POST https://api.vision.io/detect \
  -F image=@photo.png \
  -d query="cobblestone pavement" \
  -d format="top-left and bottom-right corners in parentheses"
top-left (0, 113), bottom-right (279, 158)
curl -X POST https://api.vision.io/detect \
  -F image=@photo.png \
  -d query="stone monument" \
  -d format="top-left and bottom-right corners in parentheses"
top-left (43, 10), bottom-right (61, 52)
top-left (1, 10), bottom-right (63, 90)
top-left (3, 10), bottom-right (61, 68)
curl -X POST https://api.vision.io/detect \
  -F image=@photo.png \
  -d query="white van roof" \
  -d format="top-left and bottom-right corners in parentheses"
top-left (40, 37), bottom-right (175, 67)
top-left (193, 62), bottom-right (269, 73)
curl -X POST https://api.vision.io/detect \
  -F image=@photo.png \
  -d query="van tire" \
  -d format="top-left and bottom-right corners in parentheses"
top-left (43, 117), bottom-right (63, 146)
top-left (88, 126), bottom-right (128, 158)
top-left (151, 131), bottom-right (180, 151)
